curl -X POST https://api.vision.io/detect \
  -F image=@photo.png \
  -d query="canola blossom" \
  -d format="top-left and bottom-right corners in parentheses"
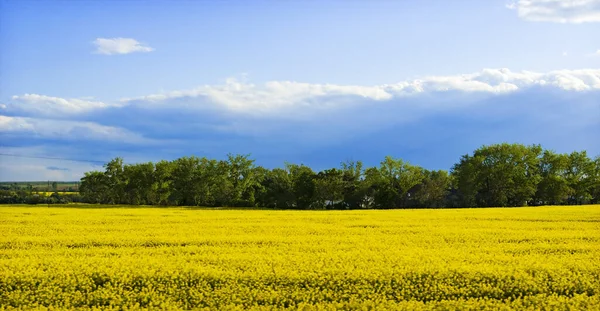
top-left (1, 205), bottom-right (599, 310)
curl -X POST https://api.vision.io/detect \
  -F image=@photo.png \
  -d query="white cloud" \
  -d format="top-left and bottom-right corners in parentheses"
top-left (507, 0), bottom-right (600, 23)
top-left (0, 115), bottom-right (148, 143)
top-left (2, 68), bottom-right (600, 181)
top-left (92, 37), bottom-right (154, 55)
top-left (9, 94), bottom-right (118, 117)
top-left (0, 115), bottom-right (35, 132)
top-left (7, 68), bottom-right (600, 120)
top-left (584, 49), bottom-right (600, 57)
top-left (120, 68), bottom-right (600, 116)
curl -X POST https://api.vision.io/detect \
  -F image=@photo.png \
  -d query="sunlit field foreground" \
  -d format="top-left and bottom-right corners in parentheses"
top-left (1, 206), bottom-right (599, 310)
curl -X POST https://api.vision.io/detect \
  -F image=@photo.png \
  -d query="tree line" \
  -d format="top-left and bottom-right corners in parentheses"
top-left (69, 143), bottom-right (600, 209)
top-left (0, 182), bottom-right (82, 204)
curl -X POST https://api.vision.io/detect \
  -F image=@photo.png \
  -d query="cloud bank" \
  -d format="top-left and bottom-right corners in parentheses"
top-left (92, 38), bottom-right (154, 55)
top-left (1, 68), bottom-right (599, 181)
top-left (507, 0), bottom-right (600, 23)
top-left (9, 94), bottom-right (117, 117)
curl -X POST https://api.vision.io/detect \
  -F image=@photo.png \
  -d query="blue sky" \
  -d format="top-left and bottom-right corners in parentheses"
top-left (1, 0), bottom-right (599, 181)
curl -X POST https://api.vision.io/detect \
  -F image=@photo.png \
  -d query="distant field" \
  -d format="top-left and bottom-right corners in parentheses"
top-left (34, 191), bottom-right (80, 196)
top-left (1, 205), bottom-right (599, 310)
top-left (0, 181), bottom-right (79, 191)
top-left (0, 191), bottom-right (79, 197)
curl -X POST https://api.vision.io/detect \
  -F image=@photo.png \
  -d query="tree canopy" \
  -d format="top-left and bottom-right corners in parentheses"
top-left (73, 144), bottom-right (600, 209)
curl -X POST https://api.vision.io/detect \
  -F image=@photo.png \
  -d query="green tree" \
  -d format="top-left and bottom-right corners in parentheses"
top-left (208, 159), bottom-right (235, 206)
top-left (590, 156), bottom-right (600, 204)
top-left (367, 156), bottom-right (424, 208)
top-left (170, 156), bottom-right (204, 206)
top-left (223, 154), bottom-right (259, 206)
top-left (451, 143), bottom-right (542, 207)
top-left (340, 160), bottom-right (366, 209)
top-left (123, 162), bottom-right (155, 205)
top-left (565, 151), bottom-right (594, 204)
top-left (410, 170), bottom-right (450, 208)
top-left (315, 168), bottom-right (344, 209)
top-left (74, 143), bottom-right (596, 209)
top-left (80, 171), bottom-right (109, 204)
top-left (534, 151), bottom-right (572, 205)
top-left (104, 157), bottom-right (126, 204)
top-left (151, 160), bottom-right (174, 205)
top-left (258, 168), bottom-right (294, 209)
top-left (286, 163), bottom-right (318, 209)
top-left (449, 154), bottom-right (478, 207)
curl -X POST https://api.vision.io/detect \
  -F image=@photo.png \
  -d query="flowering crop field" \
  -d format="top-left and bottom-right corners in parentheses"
top-left (1, 205), bottom-right (599, 310)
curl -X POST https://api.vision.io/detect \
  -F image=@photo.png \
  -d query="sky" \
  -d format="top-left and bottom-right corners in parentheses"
top-left (0, 0), bottom-right (599, 181)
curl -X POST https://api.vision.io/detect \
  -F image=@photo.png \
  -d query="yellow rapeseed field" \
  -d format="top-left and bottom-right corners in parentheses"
top-left (1, 205), bottom-right (599, 310)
